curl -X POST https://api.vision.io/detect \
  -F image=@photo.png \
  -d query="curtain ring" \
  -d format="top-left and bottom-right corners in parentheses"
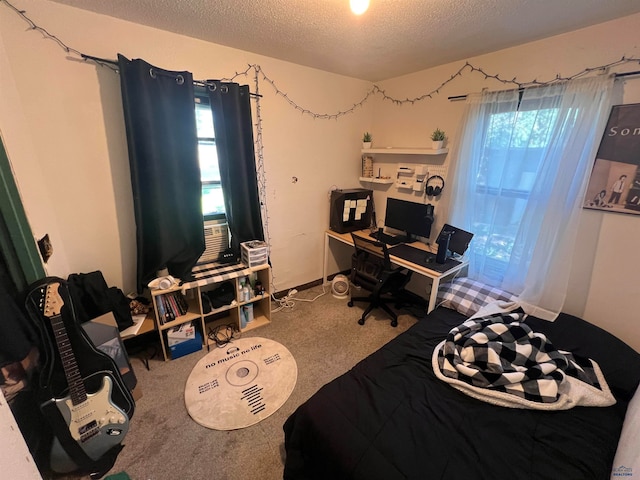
top-left (208, 83), bottom-right (217, 92)
top-left (149, 68), bottom-right (156, 79)
top-left (221, 85), bottom-right (229, 93)
top-left (176, 75), bottom-right (184, 85)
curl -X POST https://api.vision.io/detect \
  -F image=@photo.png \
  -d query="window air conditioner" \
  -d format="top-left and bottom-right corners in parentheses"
top-left (198, 221), bottom-right (229, 264)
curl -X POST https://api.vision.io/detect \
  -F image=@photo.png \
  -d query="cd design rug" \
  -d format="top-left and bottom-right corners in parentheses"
top-left (184, 337), bottom-right (297, 430)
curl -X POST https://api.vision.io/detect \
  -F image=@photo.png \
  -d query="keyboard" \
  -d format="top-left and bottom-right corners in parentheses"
top-left (369, 231), bottom-right (405, 245)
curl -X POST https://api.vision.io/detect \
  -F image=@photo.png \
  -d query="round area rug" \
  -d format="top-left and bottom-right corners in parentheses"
top-left (184, 337), bottom-right (297, 430)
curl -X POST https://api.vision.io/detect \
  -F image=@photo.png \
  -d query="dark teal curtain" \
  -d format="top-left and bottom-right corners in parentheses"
top-left (208, 82), bottom-right (264, 253)
top-left (118, 55), bottom-right (205, 291)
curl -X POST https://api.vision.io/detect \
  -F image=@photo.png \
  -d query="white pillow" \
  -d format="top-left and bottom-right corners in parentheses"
top-left (611, 386), bottom-right (640, 479)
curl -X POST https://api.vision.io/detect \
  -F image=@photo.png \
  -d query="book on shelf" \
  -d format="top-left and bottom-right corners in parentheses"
top-left (162, 295), bottom-right (175, 322)
top-left (156, 295), bottom-right (167, 325)
top-left (167, 293), bottom-right (180, 319)
top-left (173, 291), bottom-right (189, 315)
top-left (157, 291), bottom-right (190, 324)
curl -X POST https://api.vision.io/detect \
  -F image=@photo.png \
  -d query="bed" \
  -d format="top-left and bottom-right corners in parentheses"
top-left (283, 279), bottom-right (640, 480)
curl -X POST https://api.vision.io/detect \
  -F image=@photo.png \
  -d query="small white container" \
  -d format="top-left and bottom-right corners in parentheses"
top-left (241, 241), bottom-right (269, 267)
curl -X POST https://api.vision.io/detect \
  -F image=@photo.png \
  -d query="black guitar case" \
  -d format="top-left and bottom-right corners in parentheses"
top-left (24, 277), bottom-right (135, 479)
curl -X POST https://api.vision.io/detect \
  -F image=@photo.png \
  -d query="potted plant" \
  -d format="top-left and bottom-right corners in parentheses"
top-left (362, 132), bottom-right (372, 149)
top-left (431, 128), bottom-right (446, 150)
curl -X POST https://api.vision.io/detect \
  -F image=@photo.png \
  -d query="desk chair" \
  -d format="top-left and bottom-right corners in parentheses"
top-left (348, 233), bottom-right (413, 327)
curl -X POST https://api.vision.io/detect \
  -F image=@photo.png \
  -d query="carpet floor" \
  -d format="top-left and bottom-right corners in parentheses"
top-left (48, 284), bottom-right (419, 480)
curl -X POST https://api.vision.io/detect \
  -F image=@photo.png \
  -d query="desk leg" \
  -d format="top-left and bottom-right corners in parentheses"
top-left (323, 232), bottom-right (329, 286)
top-left (428, 278), bottom-right (440, 314)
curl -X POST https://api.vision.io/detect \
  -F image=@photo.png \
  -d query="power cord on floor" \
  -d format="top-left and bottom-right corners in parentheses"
top-left (271, 285), bottom-right (327, 313)
top-left (207, 323), bottom-right (239, 348)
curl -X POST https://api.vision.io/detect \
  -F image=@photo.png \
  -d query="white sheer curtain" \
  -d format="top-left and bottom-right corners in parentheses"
top-left (449, 75), bottom-right (614, 319)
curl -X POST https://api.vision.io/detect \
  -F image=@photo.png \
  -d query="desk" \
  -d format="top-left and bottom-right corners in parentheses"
top-left (323, 229), bottom-right (468, 314)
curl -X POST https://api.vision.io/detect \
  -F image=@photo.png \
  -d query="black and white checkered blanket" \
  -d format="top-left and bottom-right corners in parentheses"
top-left (432, 312), bottom-right (616, 410)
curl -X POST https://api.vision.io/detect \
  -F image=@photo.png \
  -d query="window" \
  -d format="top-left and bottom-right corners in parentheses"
top-left (469, 100), bottom-right (559, 283)
top-left (452, 77), bottom-right (613, 313)
top-left (195, 91), bottom-right (226, 220)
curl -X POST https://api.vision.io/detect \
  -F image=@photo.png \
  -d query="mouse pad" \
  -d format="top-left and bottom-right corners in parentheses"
top-left (388, 244), bottom-right (461, 273)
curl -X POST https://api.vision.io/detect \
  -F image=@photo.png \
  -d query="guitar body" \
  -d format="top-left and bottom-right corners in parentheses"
top-left (24, 277), bottom-right (135, 477)
top-left (47, 375), bottom-right (129, 473)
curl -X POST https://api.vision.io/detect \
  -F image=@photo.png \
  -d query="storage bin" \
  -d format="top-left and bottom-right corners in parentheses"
top-left (169, 332), bottom-right (202, 359)
top-left (241, 241), bottom-right (269, 267)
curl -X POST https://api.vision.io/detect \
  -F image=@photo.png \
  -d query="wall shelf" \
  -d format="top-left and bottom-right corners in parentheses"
top-left (359, 176), bottom-right (394, 184)
top-left (361, 147), bottom-right (448, 155)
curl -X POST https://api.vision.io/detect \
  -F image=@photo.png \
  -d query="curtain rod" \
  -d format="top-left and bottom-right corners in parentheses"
top-left (81, 54), bottom-right (261, 97)
top-left (447, 70), bottom-right (640, 102)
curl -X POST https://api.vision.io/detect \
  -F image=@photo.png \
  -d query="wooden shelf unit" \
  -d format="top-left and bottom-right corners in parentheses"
top-left (150, 263), bottom-right (271, 360)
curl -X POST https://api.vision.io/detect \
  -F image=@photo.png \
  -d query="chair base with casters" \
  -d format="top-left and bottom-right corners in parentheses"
top-left (348, 290), bottom-right (404, 327)
top-left (347, 233), bottom-right (413, 328)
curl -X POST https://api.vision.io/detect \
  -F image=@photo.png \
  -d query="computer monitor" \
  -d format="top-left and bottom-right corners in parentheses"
top-left (384, 198), bottom-right (434, 241)
top-left (436, 223), bottom-right (474, 256)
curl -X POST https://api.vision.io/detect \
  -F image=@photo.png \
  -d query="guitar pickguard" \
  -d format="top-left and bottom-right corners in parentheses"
top-left (48, 375), bottom-right (129, 473)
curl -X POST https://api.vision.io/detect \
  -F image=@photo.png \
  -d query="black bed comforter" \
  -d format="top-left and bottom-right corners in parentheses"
top-left (283, 307), bottom-right (640, 480)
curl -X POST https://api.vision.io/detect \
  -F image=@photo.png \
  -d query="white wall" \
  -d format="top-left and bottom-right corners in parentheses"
top-left (1, 2), bottom-right (639, 350)
top-left (371, 14), bottom-right (640, 351)
top-left (0, 0), bottom-right (371, 295)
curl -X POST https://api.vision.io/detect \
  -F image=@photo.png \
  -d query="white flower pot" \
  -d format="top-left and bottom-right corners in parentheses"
top-left (362, 142), bottom-right (372, 149)
top-left (431, 140), bottom-right (444, 150)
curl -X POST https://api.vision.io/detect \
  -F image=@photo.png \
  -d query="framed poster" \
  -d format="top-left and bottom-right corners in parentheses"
top-left (584, 103), bottom-right (640, 215)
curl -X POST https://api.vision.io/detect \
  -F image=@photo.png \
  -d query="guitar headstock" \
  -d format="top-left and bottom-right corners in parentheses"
top-left (42, 282), bottom-right (64, 318)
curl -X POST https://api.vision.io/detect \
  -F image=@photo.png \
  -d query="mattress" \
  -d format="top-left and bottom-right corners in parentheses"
top-left (283, 307), bottom-right (640, 480)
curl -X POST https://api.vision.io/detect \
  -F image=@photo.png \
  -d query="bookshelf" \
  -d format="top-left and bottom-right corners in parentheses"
top-left (150, 263), bottom-right (271, 361)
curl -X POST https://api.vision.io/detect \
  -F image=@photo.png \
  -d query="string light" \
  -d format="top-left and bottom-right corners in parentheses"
top-left (4, 0), bottom-right (639, 119)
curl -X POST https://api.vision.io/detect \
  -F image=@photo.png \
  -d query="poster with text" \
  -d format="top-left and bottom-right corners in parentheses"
top-left (584, 103), bottom-right (640, 215)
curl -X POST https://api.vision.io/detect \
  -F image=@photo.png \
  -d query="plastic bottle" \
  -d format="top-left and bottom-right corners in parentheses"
top-left (244, 303), bottom-right (254, 323)
top-left (242, 282), bottom-right (250, 302)
top-left (240, 307), bottom-right (247, 328)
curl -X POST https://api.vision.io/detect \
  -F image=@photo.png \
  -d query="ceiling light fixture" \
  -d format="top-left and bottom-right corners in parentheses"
top-left (350, 0), bottom-right (370, 15)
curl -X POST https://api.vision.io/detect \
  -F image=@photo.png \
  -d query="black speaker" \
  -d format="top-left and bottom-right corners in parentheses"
top-left (436, 230), bottom-right (453, 264)
top-left (426, 175), bottom-right (445, 196)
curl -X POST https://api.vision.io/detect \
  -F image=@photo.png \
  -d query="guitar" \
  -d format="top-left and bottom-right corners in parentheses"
top-left (38, 281), bottom-right (130, 473)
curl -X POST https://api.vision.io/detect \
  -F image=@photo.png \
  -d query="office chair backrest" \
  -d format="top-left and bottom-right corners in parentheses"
top-left (349, 233), bottom-right (413, 328)
top-left (351, 233), bottom-right (392, 273)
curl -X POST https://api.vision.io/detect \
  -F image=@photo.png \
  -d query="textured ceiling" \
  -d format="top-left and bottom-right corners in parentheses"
top-left (50, 0), bottom-right (640, 82)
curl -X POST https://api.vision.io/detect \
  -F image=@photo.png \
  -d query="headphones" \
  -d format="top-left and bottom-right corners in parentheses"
top-left (425, 175), bottom-right (445, 196)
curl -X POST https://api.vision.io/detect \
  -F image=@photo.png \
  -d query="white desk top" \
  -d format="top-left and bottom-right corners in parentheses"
top-left (326, 229), bottom-right (468, 279)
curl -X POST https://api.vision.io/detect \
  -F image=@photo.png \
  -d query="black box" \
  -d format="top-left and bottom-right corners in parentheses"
top-left (82, 312), bottom-right (138, 396)
top-left (329, 188), bottom-right (373, 233)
